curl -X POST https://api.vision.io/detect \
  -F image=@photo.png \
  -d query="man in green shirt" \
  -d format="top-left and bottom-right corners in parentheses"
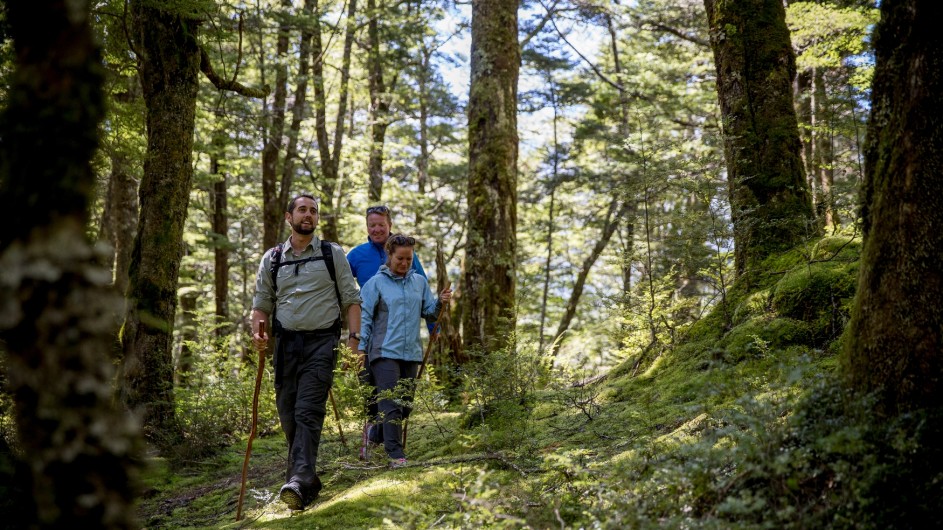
top-left (251, 193), bottom-right (361, 510)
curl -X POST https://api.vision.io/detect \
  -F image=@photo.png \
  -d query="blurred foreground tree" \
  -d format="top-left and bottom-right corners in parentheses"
top-left (0, 0), bottom-right (141, 526)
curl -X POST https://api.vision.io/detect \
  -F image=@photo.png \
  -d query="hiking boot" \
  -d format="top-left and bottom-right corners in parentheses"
top-left (279, 481), bottom-right (305, 511)
top-left (389, 457), bottom-right (408, 469)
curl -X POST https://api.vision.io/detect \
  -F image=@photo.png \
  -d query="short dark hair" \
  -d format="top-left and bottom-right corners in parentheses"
top-left (385, 233), bottom-right (416, 261)
top-left (287, 193), bottom-right (318, 214)
top-left (366, 204), bottom-right (393, 224)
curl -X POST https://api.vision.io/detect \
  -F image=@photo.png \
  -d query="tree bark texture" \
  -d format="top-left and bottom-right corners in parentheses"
top-left (312, 0), bottom-right (357, 242)
top-left (463, 0), bottom-right (520, 353)
top-left (0, 0), bottom-right (141, 526)
top-left (177, 289), bottom-right (199, 387)
top-left (843, 0), bottom-right (943, 415)
top-left (812, 68), bottom-right (837, 228)
top-left (703, 0), bottom-right (815, 279)
top-left (122, 0), bottom-right (202, 441)
top-left (433, 244), bottom-right (467, 383)
top-left (102, 154), bottom-right (140, 298)
top-left (211, 155), bottom-right (230, 338)
top-left (261, 0), bottom-right (292, 251)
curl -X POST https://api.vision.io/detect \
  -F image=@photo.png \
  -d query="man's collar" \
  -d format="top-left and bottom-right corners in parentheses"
top-left (286, 234), bottom-right (319, 254)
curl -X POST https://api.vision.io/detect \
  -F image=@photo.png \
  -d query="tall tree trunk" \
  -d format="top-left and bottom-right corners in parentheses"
top-left (812, 67), bottom-right (838, 228)
top-left (99, 150), bottom-right (139, 298)
top-left (539, 185), bottom-right (555, 353)
top-left (176, 289), bottom-right (199, 387)
top-left (211, 154), bottom-right (230, 338)
top-left (843, 0), bottom-right (943, 415)
top-left (313, 0), bottom-right (357, 242)
top-left (0, 0), bottom-right (141, 525)
top-left (703, 0), bottom-right (816, 280)
top-left (366, 0), bottom-right (392, 202)
top-left (538, 80), bottom-right (560, 354)
top-left (795, 69), bottom-right (815, 199)
top-left (121, 0), bottom-right (202, 443)
top-left (261, 0), bottom-right (292, 251)
top-left (605, 10), bottom-right (637, 349)
top-left (416, 44), bottom-right (433, 227)
top-left (278, 0), bottom-right (317, 232)
top-left (463, 0), bottom-right (519, 354)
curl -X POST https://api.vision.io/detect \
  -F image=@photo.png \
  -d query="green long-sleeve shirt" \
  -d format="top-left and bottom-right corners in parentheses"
top-left (252, 236), bottom-right (361, 331)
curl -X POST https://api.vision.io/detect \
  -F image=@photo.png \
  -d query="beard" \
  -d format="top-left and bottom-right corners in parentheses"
top-left (292, 220), bottom-right (315, 235)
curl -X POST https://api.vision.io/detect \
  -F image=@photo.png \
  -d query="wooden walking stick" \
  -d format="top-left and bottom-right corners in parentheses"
top-left (329, 389), bottom-right (348, 448)
top-left (403, 280), bottom-right (450, 450)
top-left (236, 320), bottom-right (267, 521)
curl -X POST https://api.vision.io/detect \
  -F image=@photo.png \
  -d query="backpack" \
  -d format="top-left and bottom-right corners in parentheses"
top-left (269, 239), bottom-right (343, 318)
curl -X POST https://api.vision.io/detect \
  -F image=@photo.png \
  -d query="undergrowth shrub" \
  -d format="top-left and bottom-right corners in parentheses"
top-left (460, 339), bottom-right (550, 452)
top-left (170, 336), bottom-right (278, 463)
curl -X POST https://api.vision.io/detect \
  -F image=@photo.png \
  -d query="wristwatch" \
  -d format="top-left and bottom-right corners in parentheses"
top-left (349, 332), bottom-right (360, 341)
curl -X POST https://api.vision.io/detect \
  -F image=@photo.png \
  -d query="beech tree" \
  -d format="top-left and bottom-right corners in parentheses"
top-left (0, 0), bottom-right (140, 525)
top-left (121, 0), bottom-right (265, 443)
top-left (843, 0), bottom-right (943, 415)
top-left (703, 0), bottom-right (816, 279)
top-left (463, 0), bottom-right (520, 353)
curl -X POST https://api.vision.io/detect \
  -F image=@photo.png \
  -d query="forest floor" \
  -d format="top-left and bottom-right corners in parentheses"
top-left (138, 235), bottom-right (863, 529)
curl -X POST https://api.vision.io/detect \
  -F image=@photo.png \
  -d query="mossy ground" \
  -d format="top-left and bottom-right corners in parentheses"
top-left (137, 232), bottom-right (939, 529)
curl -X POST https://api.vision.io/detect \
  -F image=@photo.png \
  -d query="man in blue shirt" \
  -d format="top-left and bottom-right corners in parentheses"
top-left (346, 205), bottom-right (430, 459)
top-left (347, 205), bottom-right (428, 285)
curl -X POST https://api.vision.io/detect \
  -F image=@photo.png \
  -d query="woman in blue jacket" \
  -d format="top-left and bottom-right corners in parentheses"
top-left (357, 234), bottom-right (451, 467)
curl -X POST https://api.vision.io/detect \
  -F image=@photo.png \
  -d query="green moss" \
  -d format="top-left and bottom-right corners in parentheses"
top-left (721, 316), bottom-right (813, 361)
top-left (771, 262), bottom-right (858, 344)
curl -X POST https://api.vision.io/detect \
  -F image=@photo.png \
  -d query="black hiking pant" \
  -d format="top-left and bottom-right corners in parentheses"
top-left (274, 329), bottom-right (338, 502)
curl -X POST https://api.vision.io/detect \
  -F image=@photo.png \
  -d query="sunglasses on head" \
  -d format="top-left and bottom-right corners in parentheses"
top-left (388, 234), bottom-right (416, 245)
top-left (366, 205), bottom-right (390, 215)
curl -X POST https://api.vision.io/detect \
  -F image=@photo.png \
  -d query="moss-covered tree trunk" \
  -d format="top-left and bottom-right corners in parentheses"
top-left (0, 0), bottom-right (141, 525)
top-left (121, 0), bottom-right (202, 443)
top-left (843, 0), bottom-right (943, 415)
top-left (703, 0), bottom-right (815, 279)
top-left (463, 0), bottom-right (519, 353)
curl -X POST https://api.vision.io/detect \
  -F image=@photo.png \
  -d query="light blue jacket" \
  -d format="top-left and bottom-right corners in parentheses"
top-left (359, 265), bottom-right (441, 363)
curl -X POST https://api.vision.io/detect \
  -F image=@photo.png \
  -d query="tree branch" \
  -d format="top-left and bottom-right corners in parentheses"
top-left (199, 46), bottom-right (269, 98)
top-left (639, 20), bottom-right (710, 48)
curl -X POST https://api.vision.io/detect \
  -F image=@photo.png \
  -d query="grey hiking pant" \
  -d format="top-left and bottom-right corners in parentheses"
top-left (371, 357), bottom-right (420, 459)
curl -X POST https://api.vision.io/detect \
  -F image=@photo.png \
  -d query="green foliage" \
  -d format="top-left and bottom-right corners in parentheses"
top-left (170, 332), bottom-right (279, 464)
top-left (787, 2), bottom-right (879, 71)
top-left (459, 339), bottom-right (550, 452)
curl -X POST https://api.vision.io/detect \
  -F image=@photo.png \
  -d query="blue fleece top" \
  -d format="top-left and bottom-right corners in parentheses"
top-left (346, 239), bottom-right (428, 287)
top-left (359, 266), bottom-right (440, 363)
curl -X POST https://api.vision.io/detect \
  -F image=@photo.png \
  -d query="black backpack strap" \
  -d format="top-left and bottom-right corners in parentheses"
top-left (269, 243), bottom-right (284, 292)
top-left (320, 240), bottom-right (343, 311)
top-left (269, 240), bottom-right (343, 311)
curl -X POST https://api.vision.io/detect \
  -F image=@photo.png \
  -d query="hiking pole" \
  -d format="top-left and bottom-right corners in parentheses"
top-left (403, 280), bottom-right (450, 451)
top-left (237, 320), bottom-right (267, 522)
top-left (329, 389), bottom-right (348, 448)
